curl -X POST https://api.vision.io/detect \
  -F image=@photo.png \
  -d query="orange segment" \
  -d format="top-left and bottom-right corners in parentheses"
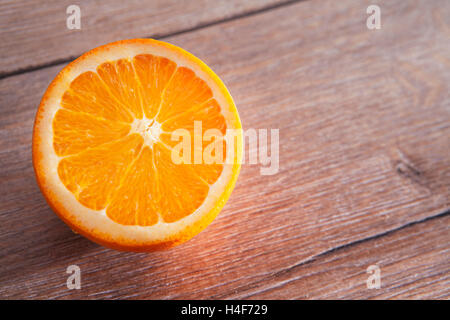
top-left (156, 66), bottom-right (213, 122)
top-left (133, 54), bottom-right (177, 119)
top-left (53, 108), bottom-right (131, 156)
top-left (57, 134), bottom-right (143, 210)
top-left (61, 71), bottom-right (133, 122)
top-left (32, 39), bottom-right (242, 252)
top-left (97, 60), bottom-right (143, 119)
top-left (107, 146), bottom-right (159, 226)
top-left (152, 143), bottom-right (210, 223)
top-left (160, 98), bottom-right (227, 185)
top-left (162, 99), bottom-right (227, 135)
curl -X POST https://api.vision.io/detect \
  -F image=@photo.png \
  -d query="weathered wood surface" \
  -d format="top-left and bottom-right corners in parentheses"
top-left (0, 0), bottom-right (287, 77)
top-left (235, 215), bottom-right (450, 299)
top-left (0, 0), bottom-right (449, 299)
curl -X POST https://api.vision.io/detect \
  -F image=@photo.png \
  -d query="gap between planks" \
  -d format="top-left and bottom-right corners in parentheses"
top-left (211, 208), bottom-right (450, 299)
top-left (0, 0), bottom-right (306, 80)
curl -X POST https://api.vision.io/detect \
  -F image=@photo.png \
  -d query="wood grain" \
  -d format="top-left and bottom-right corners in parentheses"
top-left (0, 0), bottom-right (289, 77)
top-left (234, 214), bottom-right (450, 299)
top-left (0, 0), bottom-right (449, 299)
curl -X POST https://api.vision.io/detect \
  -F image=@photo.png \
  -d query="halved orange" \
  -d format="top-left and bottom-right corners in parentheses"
top-left (32, 39), bottom-right (242, 252)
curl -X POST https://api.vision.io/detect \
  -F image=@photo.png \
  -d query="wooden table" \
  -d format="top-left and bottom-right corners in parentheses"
top-left (0, 0), bottom-right (449, 299)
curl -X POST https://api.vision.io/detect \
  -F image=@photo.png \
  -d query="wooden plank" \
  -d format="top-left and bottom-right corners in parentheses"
top-left (0, 0), bottom-right (288, 76)
top-left (231, 214), bottom-right (450, 299)
top-left (0, 0), bottom-right (449, 299)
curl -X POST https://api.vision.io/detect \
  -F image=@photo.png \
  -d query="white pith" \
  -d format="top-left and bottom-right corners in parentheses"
top-left (131, 118), bottom-right (162, 147)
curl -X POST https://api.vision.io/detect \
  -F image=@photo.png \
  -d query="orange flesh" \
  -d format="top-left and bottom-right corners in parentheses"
top-left (53, 54), bottom-right (227, 226)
